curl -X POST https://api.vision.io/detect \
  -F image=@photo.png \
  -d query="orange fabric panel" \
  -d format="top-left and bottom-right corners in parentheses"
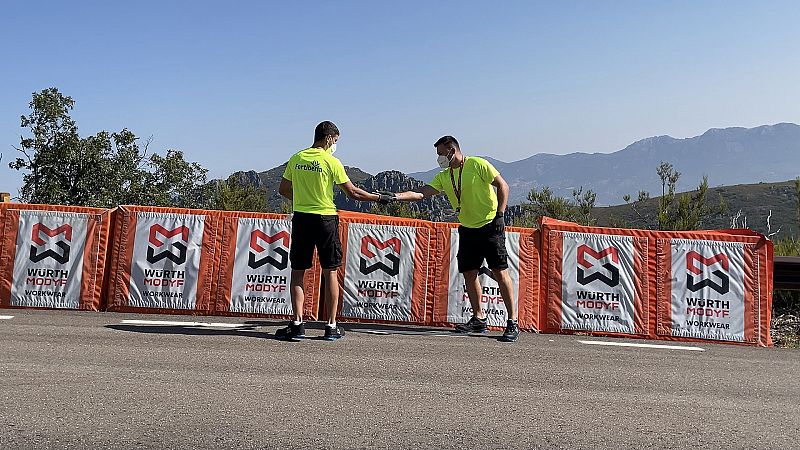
top-left (516, 229), bottom-right (538, 331)
top-left (78, 210), bottom-right (111, 310)
top-left (655, 238), bottom-right (672, 338)
top-left (633, 236), bottom-right (650, 335)
top-left (543, 229), bottom-right (565, 333)
top-left (0, 211), bottom-right (19, 307)
top-left (106, 207), bottom-right (137, 310)
top-left (431, 222), bottom-right (457, 325)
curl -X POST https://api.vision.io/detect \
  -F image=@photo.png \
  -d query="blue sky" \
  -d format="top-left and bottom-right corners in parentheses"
top-left (1, 1), bottom-right (799, 191)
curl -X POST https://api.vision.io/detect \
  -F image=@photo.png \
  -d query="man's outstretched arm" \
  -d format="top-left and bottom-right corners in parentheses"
top-left (338, 181), bottom-right (381, 202)
top-left (393, 185), bottom-right (440, 202)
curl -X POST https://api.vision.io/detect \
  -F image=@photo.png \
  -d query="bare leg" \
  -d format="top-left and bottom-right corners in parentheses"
top-left (463, 269), bottom-right (486, 319)
top-left (492, 268), bottom-right (517, 321)
top-left (323, 268), bottom-right (339, 325)
top-left (290, 269), bottom-right (305, 322)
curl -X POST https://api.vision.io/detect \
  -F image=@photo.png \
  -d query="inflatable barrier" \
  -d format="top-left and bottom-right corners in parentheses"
top-left (0, 204), bottom-right (111, 310)
top-left (105, 205), bottom-right (219, 314)
top-left (0, 202), bottom-right (774, 347)
top-left (539, 218), bottom-right (773, 346)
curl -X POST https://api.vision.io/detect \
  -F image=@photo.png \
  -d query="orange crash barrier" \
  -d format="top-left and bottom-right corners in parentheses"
top-left (538, 217), bottom-right (773, 346)
top-left (0, 203), bottom-right (111, 310)
top-left (105, 205), bottom-right (219, 314)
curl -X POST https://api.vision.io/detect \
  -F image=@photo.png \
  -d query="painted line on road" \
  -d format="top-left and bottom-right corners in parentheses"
top-left (578, 340), bottom-right (705, 351)
top-left (120, 319), bottom-right (247, 329)
top-left (0, 315), bottom-right (14, 320)
top-left (356, 329), bottom-right (456, 337)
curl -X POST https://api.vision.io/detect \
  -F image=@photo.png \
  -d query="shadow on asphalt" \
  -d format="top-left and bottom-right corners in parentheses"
top-left (105, 321), bottom-right (506, 341)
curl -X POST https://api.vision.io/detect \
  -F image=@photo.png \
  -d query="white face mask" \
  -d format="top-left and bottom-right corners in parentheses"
top-left (437, 152), bottom-right (452, 169)
top-left (327, 143), bottom-right (337, 155)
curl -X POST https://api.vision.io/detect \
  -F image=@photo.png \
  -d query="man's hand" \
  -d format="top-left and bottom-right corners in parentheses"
top-left (494, 211), bottom-right (506, 230)
top-left (375, 190), bottom-right (397, 205)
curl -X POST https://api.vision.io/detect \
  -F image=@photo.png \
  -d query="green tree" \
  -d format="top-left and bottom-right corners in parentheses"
top-left (795, 177), bottom-right (800, 233)
top-left (623, 161), bottom-right (725, 231)
top-left (212, 176), bottom-right (269, 212)
top-left (514, 186), bottom-right (596, 227)
top-left (10, 88), bottom-right (211, 208)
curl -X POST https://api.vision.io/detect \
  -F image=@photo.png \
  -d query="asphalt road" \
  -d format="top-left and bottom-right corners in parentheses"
top-left (0, 310), bottom-right (798, 449)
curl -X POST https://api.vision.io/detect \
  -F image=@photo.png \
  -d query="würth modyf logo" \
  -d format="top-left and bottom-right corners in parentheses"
top-left (576, 244), bottom-right (620, 287)
top-left (29, 223), bottom-right (72, 264)
top-left (248, 230), bottom-right (290, 270)
top-left (146, 225), bottom-right (189, 264)
top-left (359, 236), bottom-right (401, 276)
top-left (686, 251), bottom-right (730, 294)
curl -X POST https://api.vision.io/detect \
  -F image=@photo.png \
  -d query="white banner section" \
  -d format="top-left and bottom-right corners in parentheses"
top-left (342, 223), bottom-right (417, 322)
top-left (670, 239), bottom-right (746, 342)
top-left (561, 232), bottom-right (637, 333)
top-left (446, 229), bottom-right (520, 327)
top-left (11, 211), bottom-right (89, 308)
top-left (230, 217), bottom-right (292, 315)
top-left (128, 213), bottom-right (205, 310)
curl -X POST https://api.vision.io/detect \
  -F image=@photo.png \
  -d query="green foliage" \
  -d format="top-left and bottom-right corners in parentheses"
top-left (774, 237), bottom-right (800, 256)
top-left (621, 162), bottom-right (725, 231)
top-left (368, 201), bottom-right (430, 220)
top-left (795, 177), bottom-right (800, 232)
top-left (10, 88), bottom-right (210, 208)
top-left (212, 176), bottom-right (269, 212)
top-left (514, 186), bottom-right (596, 227)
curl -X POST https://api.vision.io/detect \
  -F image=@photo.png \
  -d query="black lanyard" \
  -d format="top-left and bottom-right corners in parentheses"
top-left (449, 157), bottom-right (465, 212)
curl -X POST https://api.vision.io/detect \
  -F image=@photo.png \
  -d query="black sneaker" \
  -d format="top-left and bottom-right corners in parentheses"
top-left (454, 316), bottom-right (488, 333)
top-left (275, 322), bottom-right (305, 341)
top-left (500, 320), bottom-right (520, 342)
top-left (323, 325), bottom-right (345, 341)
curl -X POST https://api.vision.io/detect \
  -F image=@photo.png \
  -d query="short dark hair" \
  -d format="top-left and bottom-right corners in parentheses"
top-left (314, 121), bottom-right (340, 142)
top-left (434, 135), bottom-right (459, 149)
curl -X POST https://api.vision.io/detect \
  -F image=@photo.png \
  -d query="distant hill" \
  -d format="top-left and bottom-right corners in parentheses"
top-left (409, 123), bottom-right (800, 206)
top-left (591, 179), bottom-right (799, 238)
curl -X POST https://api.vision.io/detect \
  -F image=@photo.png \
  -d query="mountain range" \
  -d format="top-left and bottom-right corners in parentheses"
top-left (221, 123), bottom-right (800, 233)
top-left (409, 123), bottom-right (800, 205)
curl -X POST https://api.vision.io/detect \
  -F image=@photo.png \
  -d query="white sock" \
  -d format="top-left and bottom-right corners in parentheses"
top-left (326, 322), bottom-right (337, 328)
top-left (292, 320), bottom-right (303, 326)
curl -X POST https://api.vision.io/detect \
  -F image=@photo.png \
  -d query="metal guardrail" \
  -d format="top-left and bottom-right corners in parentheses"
top-left (774, 256), bottom-right (800, 290)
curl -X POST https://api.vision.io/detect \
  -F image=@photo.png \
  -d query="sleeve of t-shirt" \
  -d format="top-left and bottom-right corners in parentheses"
top-left (330, 157), bottom-right (350, 185)
top-left (477, 158), bottom-right (500, 183)
top-left (429, 172), bottom-right (444, 192)
top-left (282, 158), bottom-right (294, 181)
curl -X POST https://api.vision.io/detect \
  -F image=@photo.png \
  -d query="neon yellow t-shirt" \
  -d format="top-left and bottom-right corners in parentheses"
top-left (282, 148), bottom-right (350, 215)
top-left (429, 156), bottom-right (500, 228)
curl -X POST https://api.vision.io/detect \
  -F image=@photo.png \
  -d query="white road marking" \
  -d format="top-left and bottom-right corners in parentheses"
top-left (357, 329), bottom-right (455, 337)
top-left (0, 315), bottom-right (14, 320)
top-left (578, 340), bottom-right (705, 351)
top-left (120, 319), bottom-right (247, 329)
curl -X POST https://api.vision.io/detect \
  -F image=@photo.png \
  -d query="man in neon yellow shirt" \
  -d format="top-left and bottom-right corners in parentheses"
top-left (388, 135), bottom-right (519, 342)
top-left (278, 121), bottom-right (387, 341)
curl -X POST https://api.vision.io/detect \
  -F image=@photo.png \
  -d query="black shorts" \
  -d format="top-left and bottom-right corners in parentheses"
top-left (457, 215), bottom-right (508, 273)
top-left (289, 212), bottom-right (342, 270)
